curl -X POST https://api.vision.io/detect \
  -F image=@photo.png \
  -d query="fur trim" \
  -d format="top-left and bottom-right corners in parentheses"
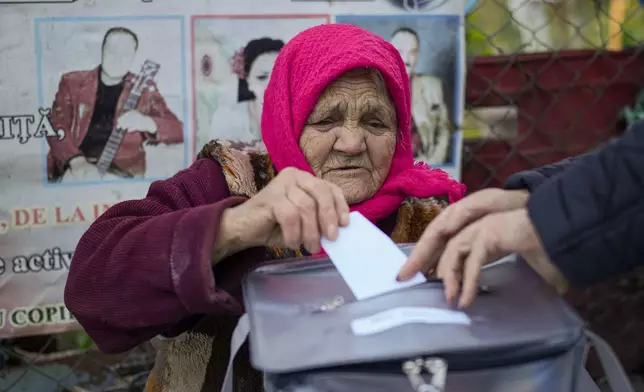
top-left (198, 140), bottom-right (275, 198)
top-left (391, 197), bottom-right (449, 244)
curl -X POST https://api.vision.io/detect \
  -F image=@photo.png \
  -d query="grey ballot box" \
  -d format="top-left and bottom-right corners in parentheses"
top-left (222, 246), bottom-right (634, 392)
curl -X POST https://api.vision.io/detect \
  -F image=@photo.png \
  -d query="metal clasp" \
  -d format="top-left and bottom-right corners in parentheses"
top-left (402, 357), bottom-right (447, 392)
top-left (311, 295), bottom-right (345, 313)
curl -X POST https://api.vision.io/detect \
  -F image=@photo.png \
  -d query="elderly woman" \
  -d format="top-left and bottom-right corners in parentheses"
top-left (64, 24), bottom-right (466, 392)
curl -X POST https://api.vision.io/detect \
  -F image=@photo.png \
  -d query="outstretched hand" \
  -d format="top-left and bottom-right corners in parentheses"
top-left (432, 208), bottom-right (550, 308)
top-left (397, 189), bottom-right (529, 279)
top-left (396, 189), bottom-right (565, 307)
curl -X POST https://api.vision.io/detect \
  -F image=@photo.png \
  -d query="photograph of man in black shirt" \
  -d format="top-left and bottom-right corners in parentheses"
top-left (46, 26), bottom-right (184, 182)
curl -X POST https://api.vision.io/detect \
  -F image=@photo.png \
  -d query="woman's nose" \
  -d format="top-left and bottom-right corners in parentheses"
top-left (334, 125), bottom-right (367, 155)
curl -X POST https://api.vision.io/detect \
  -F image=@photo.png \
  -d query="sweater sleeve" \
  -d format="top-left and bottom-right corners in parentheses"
top-left (527, 122), bottom-right (644, 287)
top-left (64, 158), bottom-right (261, 353)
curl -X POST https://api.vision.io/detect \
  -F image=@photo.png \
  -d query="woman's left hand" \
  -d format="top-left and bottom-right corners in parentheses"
top-left (398, 208), bottom-right (567, 308)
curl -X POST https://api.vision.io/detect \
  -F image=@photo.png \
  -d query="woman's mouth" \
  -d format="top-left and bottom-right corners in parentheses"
top-left (330, 166), bottom-right (366, 174)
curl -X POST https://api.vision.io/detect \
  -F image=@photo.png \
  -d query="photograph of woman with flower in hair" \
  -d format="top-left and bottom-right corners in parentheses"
top-left (224, 37), bottom-right (284, 142)
top-left (192, 16), bottom-right (329, 151)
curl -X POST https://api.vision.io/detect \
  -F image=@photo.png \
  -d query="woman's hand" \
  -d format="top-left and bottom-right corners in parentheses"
top-left (220, 167), bottom-right (350, 256)
top-left (397, 188), bottom-right (529, 281)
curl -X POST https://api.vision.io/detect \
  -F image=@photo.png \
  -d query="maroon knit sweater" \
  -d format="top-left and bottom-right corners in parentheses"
top-left (64, 158), bottom-right (267, 353)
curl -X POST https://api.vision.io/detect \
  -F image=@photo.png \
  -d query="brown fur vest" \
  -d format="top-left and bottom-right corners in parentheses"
top-left (144, 140), bottom-right (449, 392)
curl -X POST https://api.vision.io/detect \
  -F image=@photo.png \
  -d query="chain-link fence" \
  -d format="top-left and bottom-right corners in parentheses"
top-left (462, 0), bottom-right (644, 191)
top-left (0, 334), bottom-right (154, 392)
top-left (2, 1), bottom-right (644, 391)
top-left (465, 4), bottom-right (644, 389)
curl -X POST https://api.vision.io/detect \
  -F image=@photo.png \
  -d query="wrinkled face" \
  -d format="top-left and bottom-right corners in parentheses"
top-left (299, 69), bottom-right (398, 205)
top-left (247, 52), bottom-right (279, 107)
top-left (101, 32), bottom-right (137, 79)
top-left (390, 30), bottom-right (419, 76)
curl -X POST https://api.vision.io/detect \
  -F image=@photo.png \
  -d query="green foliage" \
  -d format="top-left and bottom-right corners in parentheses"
top-left (464, 0), bottom-right (643, 55)
top-left (466, 25), bottom-right (495, 57)
top-left (70, 332), bottom-right (93, 350)
top-left (621, 90), bottom-right (644, 128)
top-left (465, 12), bottom-right (495, 57)
top-left (57, 331), bottom-right (94, 350)
top-left (622, 2), bottom-right (644, 48)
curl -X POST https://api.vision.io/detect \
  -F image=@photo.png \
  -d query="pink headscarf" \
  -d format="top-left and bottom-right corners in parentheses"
top-left (261, 24), bottom-right (466, 223)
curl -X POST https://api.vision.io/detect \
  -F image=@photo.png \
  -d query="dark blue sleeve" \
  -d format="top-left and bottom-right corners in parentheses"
top-left (504, 156), bottom-right (584, 192)
top-left (527, 121), bottom-right (644, 287)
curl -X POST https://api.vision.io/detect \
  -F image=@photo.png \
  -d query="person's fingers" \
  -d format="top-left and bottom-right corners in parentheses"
top-left (441, 189), bottom-right (529, 235)
top-left (419, 242), bottom-right (445, 278)
top-left (439, 189), bottom-right (492, 233)
top-left (286, 185), bottom-right (321, 254)
top-left (435, 239), bottom-right (464, 305)
top-left (458, 233), bottom-right (487, 308)
top-left (396, 190), bottom-right (511, 282)
top-left (439, 201), bottom-right (477, 235)
top-left (436, 223), bottom-right (478, 304)
top-left (272, 197), bottom-right (302, 250)
top-left (330, 183), bottom-right (350, 227)
top-left (457, 212), bottom-right (526, 308)
top-left (397, 219), bottom-right (449, 281)
top-left (397, 200), bottom-right (476, 281)
top-left (296, 175), bottom-right (341, 241)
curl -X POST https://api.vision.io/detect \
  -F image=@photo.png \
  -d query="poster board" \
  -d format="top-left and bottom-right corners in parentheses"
top-left (0, 0), bottom-right (465, 338)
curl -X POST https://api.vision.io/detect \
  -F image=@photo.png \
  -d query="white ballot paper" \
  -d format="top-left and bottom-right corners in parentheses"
top-left (321, 211), bottom-right (427, 300)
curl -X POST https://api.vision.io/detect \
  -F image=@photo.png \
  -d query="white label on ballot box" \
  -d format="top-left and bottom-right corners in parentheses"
top-left (351, 307), bottom-right (472, 336)
top-left (320, 211), bottom-right (426, 301)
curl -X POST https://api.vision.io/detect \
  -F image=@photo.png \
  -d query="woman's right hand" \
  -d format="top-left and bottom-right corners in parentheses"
top-left (222, 167), bottom-right (351, 255)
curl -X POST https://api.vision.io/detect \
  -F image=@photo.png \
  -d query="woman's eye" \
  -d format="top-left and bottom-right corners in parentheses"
top-left (257, 73), bottom-right (268, 81)
top-left (367, 120), bottom-right (385, 128)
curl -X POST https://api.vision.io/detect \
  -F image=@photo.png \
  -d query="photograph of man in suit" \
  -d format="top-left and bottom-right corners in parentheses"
top-left (46, 26), bottom-right (184, 182)
top-left (390, 27), bottom-right (452, 165)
